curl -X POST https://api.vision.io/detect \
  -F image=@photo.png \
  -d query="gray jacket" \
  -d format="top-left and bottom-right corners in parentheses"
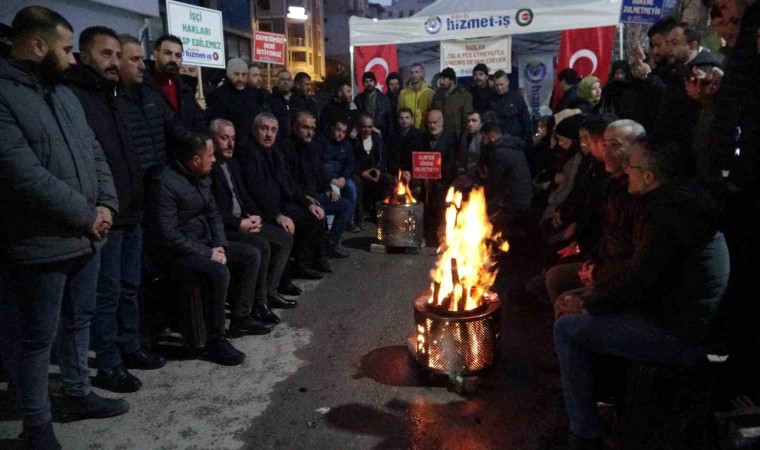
top-left (0, 58), bottom-right (118, 265)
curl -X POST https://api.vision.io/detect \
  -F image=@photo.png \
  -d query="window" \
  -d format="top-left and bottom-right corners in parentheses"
top-left (258, 21), bottom-right (273, 32)
top-left (257, 0), bottom-right (270, 10)
top-left (291, 51), bottom-right (307, 63)
top-left (387, 11), bottom-right (393, 18)
top-left (225, 32), bottom-right (251, 61)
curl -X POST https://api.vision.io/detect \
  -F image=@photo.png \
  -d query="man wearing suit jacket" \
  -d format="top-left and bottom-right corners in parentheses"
top-left (209, 119), bottom-right (297, 323)
top-left (236, 113), bottom-right (329, 279)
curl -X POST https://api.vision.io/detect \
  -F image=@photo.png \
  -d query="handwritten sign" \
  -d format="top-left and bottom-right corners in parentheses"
top-left (412, 152), bottom-right (442, 180)
top-left (166, 0), bottom-right (225, 68)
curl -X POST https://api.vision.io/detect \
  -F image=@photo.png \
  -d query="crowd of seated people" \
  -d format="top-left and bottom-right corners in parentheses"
top-left (1, 4), bottom-right (759, 449)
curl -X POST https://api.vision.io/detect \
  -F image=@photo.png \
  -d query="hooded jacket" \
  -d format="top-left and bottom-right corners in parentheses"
top-left (398, 80), bottom-right (434, 130)
top-left (68, 64), bottom-right (142, 228)
top-left (0, 58), bottom-right (118, 265)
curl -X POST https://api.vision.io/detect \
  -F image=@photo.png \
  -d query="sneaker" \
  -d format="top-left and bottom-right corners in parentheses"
top-left (122, 349), bottom-right (167, 370)
top-left (61, 391), bottom-right (130, 420)
top-left (92, 364), bottom-right (142, 393)
top-left (203, 339), bottom-right (245, 366)
top-left (20, 422), bottom-right (61, 450)
top-left (229, 315), bottom-right (274, 337)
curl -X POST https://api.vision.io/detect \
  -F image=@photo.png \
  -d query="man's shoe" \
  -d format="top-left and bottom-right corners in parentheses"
top-left (229, 315), bottom-right (274, 337)
top-left (543, 431), bottom-right (601, 450)
top-left (346, 222), bottom-right (363, 233)
top-left (203, 339), bottom-right (245, 366)
top-left (278, 283), bottom-right (303, 296)
top-left (327, 246), bottom-right (350, 259)
top-left (92, 365), bottom-right (142, 393)
top-left (292, 268), bottom-right (323, 280)
top-left (267, 294), bottom-right (297, 309)
top-left (122, 349), bottom-right (167, 370)
top-left (313, 258), bottom-right (332, 273)
top-left (61, 391), bottom-right (130, 420)
top-left (20, 422), bottom-right (61, 450)
top-left (254, 303), bottom-right (282, 324)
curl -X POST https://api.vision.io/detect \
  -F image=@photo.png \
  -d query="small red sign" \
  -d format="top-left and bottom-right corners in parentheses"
top-left (412, 152), bottom-right (442, 180)
top-left (253, 31), bottom-right (285, 65)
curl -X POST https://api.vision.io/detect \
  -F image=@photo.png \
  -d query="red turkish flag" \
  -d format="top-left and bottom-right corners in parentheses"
top-left (552, 26), bottom-right (616, 111)
top-left (354, 45), bottom-right (398, 94)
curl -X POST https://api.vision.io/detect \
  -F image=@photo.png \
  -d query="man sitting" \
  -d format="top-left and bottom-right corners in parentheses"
top-left (145, 132), bottom-right (264, 367)
top-left (313, 119), bottom-right (360, 232)
top-left (208, 119), bottom-right (297, 326)
top-left (549, 138), bottom-right (730, 449)
top-left (284, 111), bottom-right (352, 259)
top-left (352, 114), bottom-right (395, 225)
top-left (236, 113), bottom-right (329, 279)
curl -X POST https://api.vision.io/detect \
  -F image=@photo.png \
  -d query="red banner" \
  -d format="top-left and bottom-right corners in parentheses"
top-left (253, 31), bottom-right (285, 65)
top-left (552, 26), bottom-right (616, 110)
top-left (412, 152), bottom-right (442, 180)
top-left (354, 45), bottom-right (398, 94)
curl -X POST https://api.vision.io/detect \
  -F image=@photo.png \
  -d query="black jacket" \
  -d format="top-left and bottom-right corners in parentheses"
top-left (556, 84), bottom-right (579, 113)
top-left (387, 127), bottom-right (425, 174)
top-left (118, 81), bottom-right (182, 175)
top-left (320, 97), bottom-right (357, 135)
top-left (478, 135), bottom-right (533, 215)
top-left (210, 157), bottom-right (262, 232)
top-left (283, 136), bottom-right (332, 197)
top-left (354, 89), bottom-right (393, 137)
top-left (290, 90), bottom-right (319, 120)
top-left (236, 139), bottom-right (312, 222)
top-left (587, 181), bottom-right (730, 343)
top-left (313, 133), bottom-right (355, 180)
top-left (143, 62), bottom-right (205, 133)
top-left (597, 76), bottom-right (666, 132)
top-left (205, 82), bottom-right (266, 147)
top-left (470, 85), bottom-right (494, 114)
top-left (352, 132), bottom-right (387, 175)
top-left (489, 90), bottom-right (533, 148)
top-left (68, 65), bottom-right (142, 228)
top-left (144, 159), bottom-right (227, 263)
top-left (267, 88), bottom-right (294, 142)
top-left (590, 174), bottom-right (637, 283)
top-left (423, 129), bottom-right (459, 186)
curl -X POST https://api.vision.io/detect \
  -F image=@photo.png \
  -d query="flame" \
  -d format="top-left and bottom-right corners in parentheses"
top-left (429, 187), bottom-right (508, 312)
top-left (383, 171), bottom-right (416, 205)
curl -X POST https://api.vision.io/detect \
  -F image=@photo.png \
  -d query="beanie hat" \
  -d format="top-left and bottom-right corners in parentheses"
top-left (226, 58), bottom-right (248, 78)
top-left (554, 113), bottom-right (584, 141)
top-left (440, 67), bottom-right (457, 81)
top-left (472, 63), bottom-right (489, 76)
top-left (362, 71), bottom-right (377, 82)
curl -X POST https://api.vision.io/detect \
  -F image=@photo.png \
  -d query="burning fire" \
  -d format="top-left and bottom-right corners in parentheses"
top-left (383, 171), bottom-right (416, 205)
top-left (429, 187), bottom-right (509, 312)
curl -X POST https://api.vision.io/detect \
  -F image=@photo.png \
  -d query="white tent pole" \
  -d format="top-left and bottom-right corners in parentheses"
top-left (618, 23), bottom-right (624, 60)
top-left (350, 46), bottom-right (355, 97)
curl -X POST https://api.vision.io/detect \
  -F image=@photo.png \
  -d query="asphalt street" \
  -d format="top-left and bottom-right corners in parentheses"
top-left (0, 226), bottom-right (565, 450)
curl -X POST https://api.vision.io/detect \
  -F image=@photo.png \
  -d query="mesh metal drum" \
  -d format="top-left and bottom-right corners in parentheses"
top-left (376, 202), bottom-right (424, 248)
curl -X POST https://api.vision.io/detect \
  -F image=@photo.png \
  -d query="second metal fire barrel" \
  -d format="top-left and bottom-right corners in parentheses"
top-left (376, 202), bottom-right (424, 248)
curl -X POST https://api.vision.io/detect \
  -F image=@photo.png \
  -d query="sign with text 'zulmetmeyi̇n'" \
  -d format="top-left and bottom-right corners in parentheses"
top-left (619, 0), bottom-right (666, 25)
top-left (165, 0), bottom-right (225, 68)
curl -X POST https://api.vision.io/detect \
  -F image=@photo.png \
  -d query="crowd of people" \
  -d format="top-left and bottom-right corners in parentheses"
top-left (0, 2), bottom-right (758, 449)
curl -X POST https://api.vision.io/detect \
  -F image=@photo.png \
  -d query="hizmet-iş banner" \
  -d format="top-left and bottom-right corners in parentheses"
top-left (166, 0), bottom-right (225, 68)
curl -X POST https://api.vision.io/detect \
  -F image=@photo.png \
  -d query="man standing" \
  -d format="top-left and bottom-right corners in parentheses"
top-left (459, 111), bottom-right (484, 176)
top-left (247, 62), bottom-right (270, 107)
top-left (320, 80), bottom-right (357, 135)
top-left (68, 26), bottom-right (165, 394)
top-left (285, 111), bottom-right (353, 258)
top-left (398, 63), bottom-right (435, 130)
top-left (555, 69), bottom-right (581, 113)
top-left (469, 63), bottom-right (493, 114)
top-left (291, 71), bottom-right (319, 119)
top-left (144, 34), bottom-right (205, 132)
top-left (489, 69), bottom-right (533, 148)
top-left (386, 72), bottom-right (402, 114)
top-left (550, 139), bottom-right (730, 449)
top-left (146, 132), bottom-right (256, 360)
top-left (0, 7), bottom-right (126, 448)
top-left (208, 119), bottom-right (297, 323)
top-left (205, 58), bottom-right (266, 148)
top-left (354, 71), bottom-right (393, 138)
top-left (387, 107), bottom-right (425, 181)
top-left (237, 113), bottom-right (329, 278)
top-left (431, 67), bottom-right (473, 140)
top-left (267, 69), bottom-right (295, 142)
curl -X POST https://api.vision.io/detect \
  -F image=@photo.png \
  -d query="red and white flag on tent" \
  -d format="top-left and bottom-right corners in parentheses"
top-left (552, 26), bottom-right (616, 110)
top-left (354, 45), bottom-right (398, 94)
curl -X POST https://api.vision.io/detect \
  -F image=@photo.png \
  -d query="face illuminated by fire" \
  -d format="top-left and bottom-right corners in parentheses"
top-left (429, 187), bottom-right (508, 312)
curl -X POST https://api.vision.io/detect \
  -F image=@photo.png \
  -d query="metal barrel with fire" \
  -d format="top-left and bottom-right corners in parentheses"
top-left (376, 172), bottom-right (424, 248)
top-left (413, 187), bottom-right (509, 375)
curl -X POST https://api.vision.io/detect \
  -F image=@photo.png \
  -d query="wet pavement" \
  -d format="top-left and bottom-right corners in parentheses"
top-left (0, 226), bottom-right (566, 449)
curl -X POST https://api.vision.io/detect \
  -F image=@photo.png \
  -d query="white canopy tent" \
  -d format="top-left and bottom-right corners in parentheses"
top-left (349, 0), bottom-right (623, 89)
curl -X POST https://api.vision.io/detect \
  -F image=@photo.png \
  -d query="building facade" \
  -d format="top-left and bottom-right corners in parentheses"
top-left (381, 0), bottom-right (434, 20)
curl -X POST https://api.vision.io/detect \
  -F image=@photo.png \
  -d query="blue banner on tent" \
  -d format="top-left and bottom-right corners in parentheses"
top-left (619, 0), bottom-right (666, 24)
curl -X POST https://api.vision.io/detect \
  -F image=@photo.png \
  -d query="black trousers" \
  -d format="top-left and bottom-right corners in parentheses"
top-left (281, 203), bottom-right (325, 270)
top-left (227, 223), bottom-right (293, 296)
top-left (353, 172), bottom-right (395, 224)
